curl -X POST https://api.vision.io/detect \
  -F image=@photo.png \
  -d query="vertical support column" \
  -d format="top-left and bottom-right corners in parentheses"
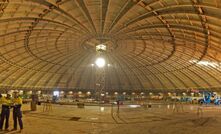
top-left (31, 90), bottom-right (38, 111)
top-left (95, 66), bottom-right (105, 102)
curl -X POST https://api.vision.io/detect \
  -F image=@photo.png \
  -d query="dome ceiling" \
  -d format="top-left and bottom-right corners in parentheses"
top-left (0, 0), bottom-right (221, 91)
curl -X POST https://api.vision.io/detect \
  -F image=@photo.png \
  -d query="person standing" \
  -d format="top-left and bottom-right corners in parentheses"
top-left (116, 100), bottom-right (120, 113)
top-left (12, 91), bottom-right (23, 132)
top-left (0, 93), bottom-right (2, 115)
top-left (0, 93), bottom-right (12, 131)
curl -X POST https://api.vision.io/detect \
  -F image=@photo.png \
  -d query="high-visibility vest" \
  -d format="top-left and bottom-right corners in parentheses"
top-left (13, 97), bottom-right (22, 105)
top-left (0, 97), bottom-right (12, 106)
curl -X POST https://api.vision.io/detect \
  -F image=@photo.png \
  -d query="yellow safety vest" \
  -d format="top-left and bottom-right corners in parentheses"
top-left (0, 97), bottom-right (12, 106)
top-left (13, 97), bottom-right (22, 105)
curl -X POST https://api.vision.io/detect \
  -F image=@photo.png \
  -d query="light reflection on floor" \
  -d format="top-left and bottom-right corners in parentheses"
top-left (18, 103), bottom-right (221, 134)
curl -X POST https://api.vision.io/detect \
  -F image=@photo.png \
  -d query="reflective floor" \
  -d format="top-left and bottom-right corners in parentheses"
top-left (2, 103), bottom-right (221, 134)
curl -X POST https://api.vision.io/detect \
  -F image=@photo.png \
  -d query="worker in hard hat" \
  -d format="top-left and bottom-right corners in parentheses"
top-left (11, 91), bottom-right (23, 132)
top-left (0, 93), bottom-right (2, 112)
top-left (0, 93), bottom-right (12, 131)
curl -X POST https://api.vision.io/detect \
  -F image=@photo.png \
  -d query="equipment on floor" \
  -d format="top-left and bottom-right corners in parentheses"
top-left (198, 92), bottom-right (221, 105)
top-left (180, 97), bottom-right (192, 102)
top-left (214, 97), bottom-right (221, 105)
top-left (77, 103), bottom-right (85, 108)
top-left (198, 92), bottom-right (211, 104)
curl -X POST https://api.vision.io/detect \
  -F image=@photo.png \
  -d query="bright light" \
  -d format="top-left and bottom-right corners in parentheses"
top-left (100, 107), bottom-right (105, 112)
top-left (95, 57), bottom-right (105, 68)
top-left (189, 60), bottom-right (220, 68)
top-left (128, 105), bottom-right (141, 108)
top-left (28, 91), bottom-right (32, 94)
top-left (19, 90), bottom-right (23, 95)
top-left (101, 93), bottom-right (105, 96)
top-left (53, 91), bottom-right (59, 96)
top-left (96, 44), bottom-right (106, 51)
top-left (91, 64), bottom-right (94, 67)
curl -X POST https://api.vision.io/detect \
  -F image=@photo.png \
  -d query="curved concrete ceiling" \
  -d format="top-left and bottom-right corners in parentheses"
top-left (0, 0), bottom-right (221, 90)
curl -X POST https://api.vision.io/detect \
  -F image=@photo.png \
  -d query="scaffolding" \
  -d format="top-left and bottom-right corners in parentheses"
top-left (95, 44), bottom-right (106, 102)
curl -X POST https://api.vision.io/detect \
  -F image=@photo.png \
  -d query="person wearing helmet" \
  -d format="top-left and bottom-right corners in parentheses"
top-left (0, 93), bottom-right (12, 131)
top-left (11, 91), bottom-right (23, 132)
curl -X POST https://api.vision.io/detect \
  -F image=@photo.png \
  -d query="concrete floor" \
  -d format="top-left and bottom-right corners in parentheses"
top-left (1, 103), bottom-right (221, 134)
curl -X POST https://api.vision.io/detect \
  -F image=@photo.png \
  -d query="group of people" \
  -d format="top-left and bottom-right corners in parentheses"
top-left (0, 91), bottom-right (23, 132)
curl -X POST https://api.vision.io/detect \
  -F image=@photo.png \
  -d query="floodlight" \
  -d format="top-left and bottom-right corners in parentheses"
top-left (53, 91), bottom-right (59, 96)
top-left (95, 57), bottom-right (105, 68)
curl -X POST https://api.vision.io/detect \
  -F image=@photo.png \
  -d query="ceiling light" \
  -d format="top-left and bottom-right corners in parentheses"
top-left (53, 91), bottom-right (59, 96)
top-left (95, 57), bottom-right (105, 68)
top-left (96, 44), bottom-right (106, 51)
top-left (189, 60), bottom-right (220, 68)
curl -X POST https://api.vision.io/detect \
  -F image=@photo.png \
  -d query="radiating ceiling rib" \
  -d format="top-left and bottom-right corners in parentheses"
top-left (54, 29), bottom-right (69, 55)
top-left (1, 0), bottom-right (221, 90)
top-left (30, 0), bottom-right (90, 33)
top-left (113, 52), bottom-right (161, 87)
top-left (70, 55), bottom-right (93, 88)
top-left (107, 0), bottom-right (138, 33)
top-left (193, 65), bottom-right (221, 86)
top-left (84, 67), bottom-right (93, 89)
top-left (124, 24), bottom-right (205, 34)
top-left (114, 3), bottom-right (177, 68)
top-left (75, 0), bottom-right (97, 33)
top-left (116, 4), bottom-right (221, 36)
top-left (105, 66), bottom-right (112, 89)
top-left (110, 54), bottom-right (144, 90)
top-left (100, 0), bottom-right (109, 34)
top-left (104, 56), bottom-right (122, 90)
top-left (116, 40), bottom-right (176, 67)
top-left (0, 40), bottom-right (81, 72)
top-left (115, 40), bottom-right (174, 69)
top-left (137, 0), bottom-right (176, 64)
top-left (65, 53), bottom-right (92, 88)
top-left (121, 43), bottom-right (219, 78)
top-left (115, 41), bottom-right (155, 88)
top-left (117, 44), bottom-right (209, 88)
top-left (23, 3), bottom-right (62, 64)
top-left (0, 17), bottom-right (82, 33)
top-left (34, 51), bottom-right (89, 87)
top-left (22, 55), bottom-right (70, 87)
top-left (123, 54), bottom-right (181, 89)
top-left (0, 37), bottom-right (80, 69)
